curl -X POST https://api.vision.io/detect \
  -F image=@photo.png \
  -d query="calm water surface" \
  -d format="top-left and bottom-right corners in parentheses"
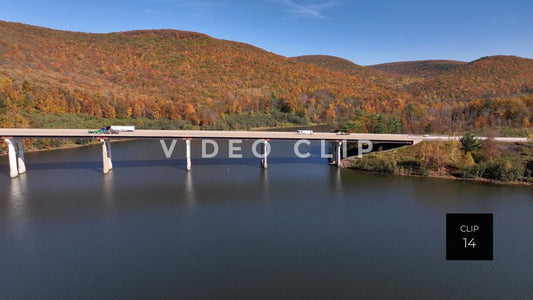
top-left (1, 140), bottom-right (532, 299)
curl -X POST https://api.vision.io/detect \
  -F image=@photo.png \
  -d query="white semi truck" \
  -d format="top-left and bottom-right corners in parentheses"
top-left (109, 125), bottom-right (135, 132)
top-left (88, 126), bottom-right (135, 134)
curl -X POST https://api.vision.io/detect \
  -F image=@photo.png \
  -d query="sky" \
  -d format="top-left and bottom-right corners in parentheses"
top-left (0, 0), bottom-right (532, 65)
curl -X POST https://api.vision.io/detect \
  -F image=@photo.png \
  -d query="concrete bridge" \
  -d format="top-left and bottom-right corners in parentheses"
top-left (1, 128), bottom-right (528, 178)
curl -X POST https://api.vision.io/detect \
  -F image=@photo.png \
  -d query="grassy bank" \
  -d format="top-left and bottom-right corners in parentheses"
top-left (346, 139), bottom-right (533, 185)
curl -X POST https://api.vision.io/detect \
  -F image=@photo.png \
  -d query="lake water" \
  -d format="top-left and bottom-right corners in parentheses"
top-left (1, 139), bottom-right (532, 299)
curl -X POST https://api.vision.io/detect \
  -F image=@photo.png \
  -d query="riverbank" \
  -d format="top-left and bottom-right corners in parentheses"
top-left (343, 140), bottom-right (533, 185)
top-left (342, 162), bottom-right (533, 186)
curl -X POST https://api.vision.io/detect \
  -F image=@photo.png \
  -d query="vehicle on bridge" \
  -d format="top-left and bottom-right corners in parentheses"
top-left (88, 126), bottom-right (116, 134)
top-left (109, 125), bottom-right (135, 132)
top-left (88, 125), bottom-right (135, 134)
top-left (297, 130), bottom-right (313, 135)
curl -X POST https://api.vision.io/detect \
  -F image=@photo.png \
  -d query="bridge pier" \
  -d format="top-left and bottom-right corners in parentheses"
top-left (336, 141), bottom-right (342, 167)
top-left (3, 138), bottom-right (26, 178)
top-left (5, 139), bottom-right (19, 178)
top-left (100, 138), bottom-right (113, 174)
top-left (186, 139), bottom-right (191, 171)
top-left (329, 141), bottom-right (342, 167)
top-left (261, 139), bottom-right (268, 169)
top-left (16, 139), bottom-right (26, 174)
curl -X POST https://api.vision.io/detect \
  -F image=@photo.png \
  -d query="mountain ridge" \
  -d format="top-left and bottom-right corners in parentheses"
top-left (1, 20), bottom-right (532, 133)
top-left (292, 55), bottom-right (385, 78)
top-left (0, 20), bottom-right (406, 125)
top-left (368, 59), bottom-right (467, 78)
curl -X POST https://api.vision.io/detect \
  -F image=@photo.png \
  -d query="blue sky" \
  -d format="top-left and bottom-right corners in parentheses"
top-left (1, 0), bottom-right (532, 65)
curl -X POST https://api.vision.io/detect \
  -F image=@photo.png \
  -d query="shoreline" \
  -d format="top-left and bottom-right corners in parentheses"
top-left (342, 165), bottom-right (533, 187)
top-left (340, 152), bottom-right (533, 187)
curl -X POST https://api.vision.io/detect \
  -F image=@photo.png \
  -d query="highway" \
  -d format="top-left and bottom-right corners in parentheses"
top-left (0, 128), bottom-right (420, 143)
top-left (0, 128), bottom-right (529, 143)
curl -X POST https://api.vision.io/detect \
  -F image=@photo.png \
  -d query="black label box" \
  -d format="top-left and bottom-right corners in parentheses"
top-left (446, 213), bottom-right (493, 260)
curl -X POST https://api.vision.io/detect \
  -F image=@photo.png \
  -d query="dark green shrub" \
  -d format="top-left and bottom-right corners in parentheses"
top-left (483, 159), bottom-right (524, 182)
top-left (460, 164), bottom-right (486, 178)
top-left (74, 138), bottom-right (91, 145)
top-left (350, 155), bottom-right (396, 173)
top-left (398, 160), bottom-right (429, 176)
top-left (525, 161), bottom-right (533, 178)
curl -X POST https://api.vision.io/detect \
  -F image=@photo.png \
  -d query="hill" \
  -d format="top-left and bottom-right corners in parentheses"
top-left (297, 54), bottom-right (533, 101)
top-left (369, 60), bottom-right (467, 78)
top-left (292, 55), bottom-right (384, 78)
top-left (0, 20), bottom-right (532, 135)
top-left (0, 21), bottom-right (408, 128)
top-left (409, 56), bottom-right (533, 100)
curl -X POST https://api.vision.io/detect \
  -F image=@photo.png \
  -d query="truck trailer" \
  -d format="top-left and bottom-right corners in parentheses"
top-left (109, 126), bottom-right (135, 132)
top-left (88, 125), bottom-right (135, 134)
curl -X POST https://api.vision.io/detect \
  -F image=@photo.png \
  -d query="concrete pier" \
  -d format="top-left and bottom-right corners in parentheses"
top-left (186, 139), bottom-right (191, 171)
top-left (16, 139), bottom-right (26, 174)
top-left (5, 139), bottom-right (19, 178)
top-left (329, 141), bottom-right (342, 166)
top-left (100, 138), bottom-right (113, 174)
top-left (261, 139), bottom-right (268, 169)
top-left (336, 141), bottom-right (342, 167)
top-left (105, 139), bottom-right (113, 170)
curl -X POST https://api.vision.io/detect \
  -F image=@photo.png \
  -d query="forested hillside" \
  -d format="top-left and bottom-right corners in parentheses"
top-left (409, 56), bottom-right (533, 100)
top-left (292, 55), bottom-right (384, 79)
top-left (1, 21), bottom-right (532, 135)
top-left (369, 60), bottom-right (466, 78)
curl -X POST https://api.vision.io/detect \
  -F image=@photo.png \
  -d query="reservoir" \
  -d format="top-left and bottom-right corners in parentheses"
top-left (1, 140), bottom-right (532, 298)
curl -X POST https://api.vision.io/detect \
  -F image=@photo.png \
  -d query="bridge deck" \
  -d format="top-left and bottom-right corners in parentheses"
top-left (0, 128), bottom-right (423, 144)
top-left (1, 128), bottom-right (528, 143)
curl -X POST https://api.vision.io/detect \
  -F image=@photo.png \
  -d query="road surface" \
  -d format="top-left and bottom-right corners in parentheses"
top-left (0, 128), bottom-right (529, 143)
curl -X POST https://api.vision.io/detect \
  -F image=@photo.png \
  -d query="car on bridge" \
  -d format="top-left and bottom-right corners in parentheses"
top-left (297, 130), bottom-right (313, 135)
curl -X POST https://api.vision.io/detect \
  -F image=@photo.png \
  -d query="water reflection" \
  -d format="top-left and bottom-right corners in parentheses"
top-left (184, 171), bottom-right (196, 209)
top-left (7, 174), bottom-right (35, 257)
top-left (102, 172), bottom-right (115, 212)
top-left (8, 174), bottom-right (29, 226)
top-left (330, 167), bottom-right (343, 199)
top-left (411, 178), bottom-right (502, 212)
top-left (259, 169), bottom-right (270, 203)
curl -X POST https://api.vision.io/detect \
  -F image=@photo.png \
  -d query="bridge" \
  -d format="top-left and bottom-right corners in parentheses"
top-left (1, 128), bottom-right (528, 178)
